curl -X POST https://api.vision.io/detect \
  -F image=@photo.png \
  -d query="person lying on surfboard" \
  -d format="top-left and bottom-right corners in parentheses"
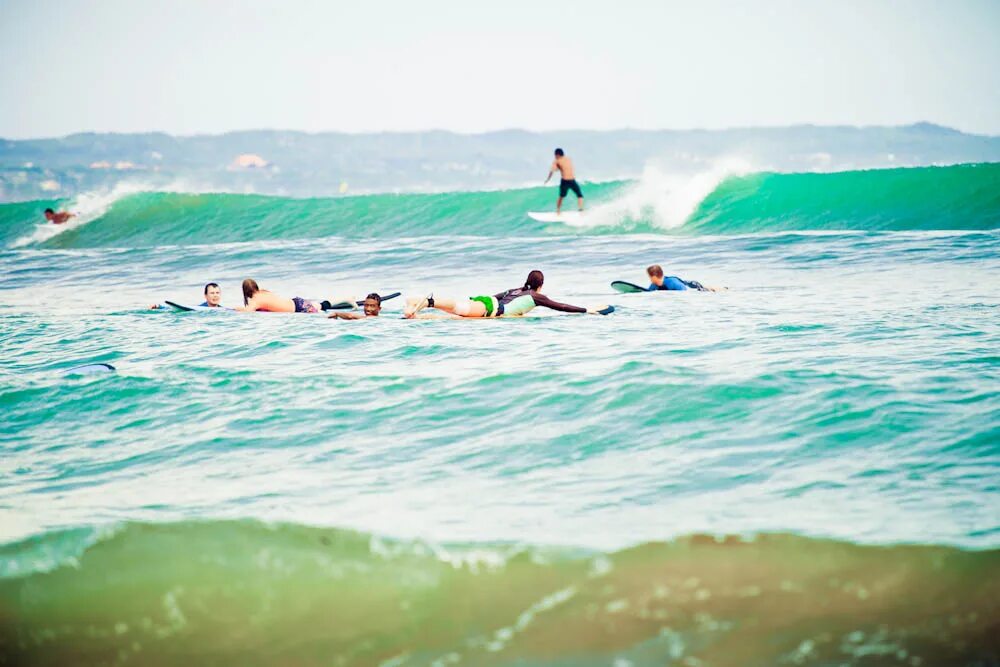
top-left (646, 264), bottom-right (725, 292)
top-left (404, 270), bottom-right (612, 318)
top-left (236, 279), bottom-right (310, 313)
top-left (44, 207), bottom-right (76, 224)
top-left (544, 148), bottom-right (584, 215)
top-left (328, 293), bottom-right (382, 320)
top-left (237, 278), bottom-right (356, 313)
top-left (150, 282), bottom-right (230, 309)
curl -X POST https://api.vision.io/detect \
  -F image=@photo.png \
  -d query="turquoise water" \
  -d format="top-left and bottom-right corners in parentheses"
top-left (1, 164), bottom-right (998, 665)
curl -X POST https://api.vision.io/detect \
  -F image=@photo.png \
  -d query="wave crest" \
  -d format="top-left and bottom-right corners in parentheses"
top-left (1, 163), bottom-right (997, 249)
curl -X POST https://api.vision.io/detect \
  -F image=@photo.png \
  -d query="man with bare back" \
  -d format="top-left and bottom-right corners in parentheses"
top-left (544, 148), bottom-right (583, 214)
top-left (44, 207), bottom-right (75, 224)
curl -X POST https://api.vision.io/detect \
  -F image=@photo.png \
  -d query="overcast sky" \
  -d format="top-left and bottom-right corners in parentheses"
top-left (2, 0), bottom-right (998, 138)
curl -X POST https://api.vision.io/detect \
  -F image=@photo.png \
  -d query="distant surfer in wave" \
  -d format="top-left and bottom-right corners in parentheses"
top-left (329, 293), bottom-right (382, 320)
top-left (404, 270), bottom-right (610, 318)
top-left (44, 207), bottom-right (75, 225)
top-left (646, 264), bottom-right (725, 292)
top-left (544, 148), bottom-right (583, 215)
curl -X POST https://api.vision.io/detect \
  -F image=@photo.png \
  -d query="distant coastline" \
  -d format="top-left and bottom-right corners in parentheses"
top-left (2, 123), bottom-right (998, 202)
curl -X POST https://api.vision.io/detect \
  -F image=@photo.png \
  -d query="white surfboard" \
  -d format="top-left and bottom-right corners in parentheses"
top-left (528, 211), bottom-right (584, 224)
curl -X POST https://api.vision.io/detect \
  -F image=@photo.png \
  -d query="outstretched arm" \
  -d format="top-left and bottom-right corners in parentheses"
top-left (532, 293), bottom-right (587, 314)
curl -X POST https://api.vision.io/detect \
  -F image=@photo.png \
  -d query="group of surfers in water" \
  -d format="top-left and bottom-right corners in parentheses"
top-left (98, 146), bottom-right (719, 317)
top-left (151, 265), bottom-right (722, 320)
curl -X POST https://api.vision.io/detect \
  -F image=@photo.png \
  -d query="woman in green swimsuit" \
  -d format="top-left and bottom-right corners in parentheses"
top-left (404, 270), bottom-right (611, 318)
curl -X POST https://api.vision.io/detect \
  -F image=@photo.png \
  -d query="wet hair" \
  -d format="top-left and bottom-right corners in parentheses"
top-left (242, 278), bottom-right (260, 305)
top-left (44, 208), bottom-right (55, 215)
top-left (554, 148), bottom-right (564, 157)
top-left (365, 293), bottom-right (382, 304)
top-left (524, 270), bottom-right (544, 291)
top-left (204, 282), bottom-right (219, 295)
top-left (647, 264), bottom-right (664, 278)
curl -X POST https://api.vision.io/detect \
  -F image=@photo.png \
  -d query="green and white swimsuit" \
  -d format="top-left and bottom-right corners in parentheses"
top-left (469, 288), bottom-right (587, 317)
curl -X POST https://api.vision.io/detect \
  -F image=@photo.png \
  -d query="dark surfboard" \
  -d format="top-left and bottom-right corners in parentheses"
top-left (611, 281), bottom-right (646, 294)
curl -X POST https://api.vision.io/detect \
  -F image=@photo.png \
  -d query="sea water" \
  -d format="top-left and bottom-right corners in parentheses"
top-left (1, 164), bottom-right (998, 665)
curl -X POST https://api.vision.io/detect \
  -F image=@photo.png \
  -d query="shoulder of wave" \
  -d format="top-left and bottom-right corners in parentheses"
top-left (730, 160), bottom-right (999, 179)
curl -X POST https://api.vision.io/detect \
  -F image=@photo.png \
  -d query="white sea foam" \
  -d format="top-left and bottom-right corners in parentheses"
top-left (564, 157), bottom-right (757, 230)
top-left (10, 182), bottom-right (158, 248)
top-left (8, 179), bottom-right (245, 248)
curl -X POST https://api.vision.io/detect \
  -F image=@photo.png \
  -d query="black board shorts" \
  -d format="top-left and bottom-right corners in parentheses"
top-left (559, 179), bottom-right (583, 198)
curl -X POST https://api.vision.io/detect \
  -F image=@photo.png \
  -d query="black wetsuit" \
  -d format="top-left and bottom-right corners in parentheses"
top-left (494, 287), bottom-right (586, 315)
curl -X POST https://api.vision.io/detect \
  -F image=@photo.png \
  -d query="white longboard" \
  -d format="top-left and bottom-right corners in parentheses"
top-left (528, 211), bottom-right (584, 224)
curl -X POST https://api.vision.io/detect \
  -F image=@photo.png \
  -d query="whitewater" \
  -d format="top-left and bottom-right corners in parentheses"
top-left (1, 162), bottom-right (998, 665)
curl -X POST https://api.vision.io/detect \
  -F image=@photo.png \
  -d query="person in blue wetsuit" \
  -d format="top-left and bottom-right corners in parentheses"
top-left (646, 265), bottom-right (724, 292)
top-left (198, 282), bottom-right (226, 307)
top-left (150, 282), bottom-right (232, 309)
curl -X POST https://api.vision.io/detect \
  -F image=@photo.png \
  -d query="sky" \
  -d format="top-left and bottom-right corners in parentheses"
top-left (1, 0), bottom-right (998, 138)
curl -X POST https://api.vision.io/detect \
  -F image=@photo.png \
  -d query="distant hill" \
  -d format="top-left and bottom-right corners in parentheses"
top-left (1, 124), bottom-right (997, 201)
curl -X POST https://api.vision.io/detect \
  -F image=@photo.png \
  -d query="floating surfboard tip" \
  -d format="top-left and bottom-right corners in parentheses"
top-left (354, 291), bottom-right (402, 306)
top-left (164, 300), bottom-right (196, 312)
top-left (610, 280), bottom-right (646, 294)
top-left (62, 362), bottom-right (116, 376)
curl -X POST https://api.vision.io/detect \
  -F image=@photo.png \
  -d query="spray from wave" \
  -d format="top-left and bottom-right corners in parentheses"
top-left (8, 179), bottom-right (254, 248)
top-left (570, 157), bottom-right (757, 230)
top-left (10, 182), bottom-right (156, 248)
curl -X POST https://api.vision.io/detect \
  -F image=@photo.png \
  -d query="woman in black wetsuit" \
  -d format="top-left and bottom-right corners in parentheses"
top-left (404, 270), bottom-right (612, 318)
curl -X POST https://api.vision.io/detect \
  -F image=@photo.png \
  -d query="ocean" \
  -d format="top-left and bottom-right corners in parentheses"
top-left (1, 163), bottom-right (998, 665)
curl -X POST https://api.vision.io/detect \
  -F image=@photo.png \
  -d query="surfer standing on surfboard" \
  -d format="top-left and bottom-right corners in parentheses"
top-left (544, 148), bottom-right (584, 215)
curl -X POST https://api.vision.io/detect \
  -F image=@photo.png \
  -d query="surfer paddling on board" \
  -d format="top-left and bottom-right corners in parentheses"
top-left (544, 148), bottom-right (583, 215)
top-left (44, 208), bottom-right (75, 225)
top-left (404, 270), bottom-right (612, 318)
top-left (236, 279), bottom-right (356, 313)
top-left (328, 293), bottom-right (383, 320)
top-left (646, 265), bottom-right (726, 292)
top-left (236, 279), bottom-right (301, 313)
